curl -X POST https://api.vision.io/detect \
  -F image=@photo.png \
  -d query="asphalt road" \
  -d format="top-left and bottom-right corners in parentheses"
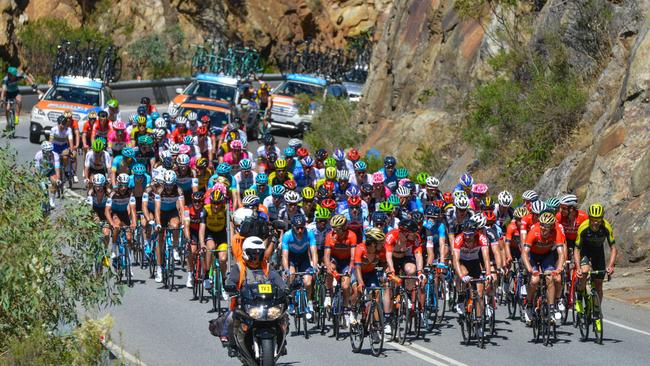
top-left (3, 107), bottom-right (650, 366)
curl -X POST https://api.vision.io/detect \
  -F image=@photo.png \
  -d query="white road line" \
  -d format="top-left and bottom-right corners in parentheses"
top-left (408, 343), bottom-right (469, 366)
top-left (104, 340), bottom-right (148, 366)
top-left (604, 319), bottom-right (650, 336)
top-left (389, 343), bottom-right (449, 366)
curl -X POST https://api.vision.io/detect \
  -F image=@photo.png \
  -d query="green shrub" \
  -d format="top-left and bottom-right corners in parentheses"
top-left (126, 25), bottom-right (185, 79)
top-left (304, 97), bottom-right (362, 151)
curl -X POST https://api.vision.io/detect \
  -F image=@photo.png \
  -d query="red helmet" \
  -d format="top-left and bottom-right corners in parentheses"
top-left (482, 210), bottom-right (496, 225)
top-left (347, 195), bottom-right (362, 207)
top-left (433, 199), bottom-right (445, 209)
top-left (323, 180), bottom-right (335, 192)
top-left (442, 191), bottom-right (453, 204)
top-left (296, 147), bottom-right (309, 158)
top-left (320, 198), bottom-right (337, 210)
top-left (197, 125), bottom-right (208, 136)
top-left (347, 148), bottom-right (360, 161)
top-left (284, 179), bottom-right (297, 190)
top-left (200, 115), bottom-right (210, 123)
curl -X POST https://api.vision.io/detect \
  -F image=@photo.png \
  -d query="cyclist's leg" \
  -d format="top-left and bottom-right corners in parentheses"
top-left (527, 254), bottom-right (541, 304)
top-left (215, 230), bottom-right (229, 281)
top-left (187, 231), bottom-right (199, 270)
top-left (576, 256), bottom-right (591, 292)
top-left (589, 252), bottom-right (607, 304)
top-left (456, 261), bottom-right (471, 310)
top-left (15, 94), bottom-right (22, 117)
top-left (542, 251), bottom-right (560, 306)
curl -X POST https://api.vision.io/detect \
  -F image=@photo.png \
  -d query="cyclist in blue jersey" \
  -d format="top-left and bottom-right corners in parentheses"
top-left (154, 170), bottom-right (185, 283)
top-left (423, 205), bottom-right (448, 265)
top-left (106, 173), bottom-right (137, 260)
top-left (174, 153), bottom-right (199, 203)
top-left (282, 214), bottom-right (318, 313)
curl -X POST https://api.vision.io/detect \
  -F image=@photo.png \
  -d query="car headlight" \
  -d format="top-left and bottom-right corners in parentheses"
top-left (267, 305), bottom-right (284, 320)
top-left (247, 306), bottom-right (264, 320)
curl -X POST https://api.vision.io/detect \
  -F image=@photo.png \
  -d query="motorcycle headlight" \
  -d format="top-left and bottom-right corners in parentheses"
top-left (247, 306), bottom-right (264, 320)
top-left (267, 305), bottom-right (284, 320)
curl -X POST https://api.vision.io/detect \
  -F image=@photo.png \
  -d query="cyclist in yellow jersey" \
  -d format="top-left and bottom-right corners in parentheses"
top-left (200, 189), bottom-right (229, 290)
top-left (194, 157), bottom-right (213, 192)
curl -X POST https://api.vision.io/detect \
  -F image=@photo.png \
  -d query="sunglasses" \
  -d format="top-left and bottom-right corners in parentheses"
top-left (316, 219), bottom-right (328, 224)
top-left (294, 226), bottom-right (305, 231)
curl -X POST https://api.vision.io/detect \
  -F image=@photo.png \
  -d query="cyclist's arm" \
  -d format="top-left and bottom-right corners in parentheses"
top-left (154, 197), bottom-right (162, 227)
top-left (199, 222), bottom-right (206, 248)
top-left (281, 234), bottom-right (290, 271)
top-left (481, 245), bottom-right (492, 278)
top-left (452, 248), bottom-right (463, 279)
top-left (324, 236), bottom-right (334, 272)
top-left (415, 248), bottom-right (424, 273)
top-left (1, 83), bottom-right (6, 100)
top-left (604, 220), bottom-right (617, 271)
top-left (309, 231), bottom-right (318, 268)
top-left (182, 209), bottom-right (191, 241)
top-left (129, 196), bottom-right (137, 228)
top-left (355, 264), bottom-right (365, 289)
top-left (105, 198), bottom-right (115, 227)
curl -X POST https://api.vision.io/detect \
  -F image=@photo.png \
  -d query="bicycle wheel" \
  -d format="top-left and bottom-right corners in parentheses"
top-left (488, 296), bottom-right (496, 336)
top-left (436, 278), bottom-right (447, 325)
top-left (578, 297), bottom-right (590, 341)
top-left (192, 257), bottom-right (201, 300)
top-left (301, 291), bottom-right (309, 339)
top-left (475, 296), bottom-right (486, 348)
top-left (413, 294), bottom-right (422, 339)
top-left (213, 266), bottom-right (222, 313)
top-left (397, 295), bottom-right (408, 345)
top-left (125, 246), bottom-right (132, 287)
top-left (542, 305), bottom-right (552, 346)
top-left (369, 300), bottom-right (385, 357)
top-left (167, 247), bottom-right (175, 291)
top-left (423, 283), bottom-right (436, 331)
top-left (349, 306), bottom-right (364, 353)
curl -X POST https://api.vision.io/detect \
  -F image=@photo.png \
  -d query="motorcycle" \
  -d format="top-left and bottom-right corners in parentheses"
top-left (226, 281), bottom-right (289, 366)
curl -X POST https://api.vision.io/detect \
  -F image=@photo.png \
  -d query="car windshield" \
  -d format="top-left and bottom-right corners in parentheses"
top-left (178, 107), bottom-right (229, 130)
top-left (43, 84), bottom-right (100, 106)
top-left (185, 81), bottom-right (236, 103)
top-left (275, 81), bottom-right (323, 97)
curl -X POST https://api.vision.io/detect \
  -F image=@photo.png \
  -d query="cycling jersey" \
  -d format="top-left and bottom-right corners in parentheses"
top-left (129, 126), bottom-right (153, 141)
top-left (200, 204), bottom-right (226, 232)
top-left (155, 186), bottom-right (184, 212)
top-left (505, 220), bottom-right (521, 249)
top-left (223, 151), bottom-right (250, 167)
top-left (84, 151), bottom-right (111, 173)
top-left (484, 225), bottom-right (503, 246)
top-left (2, 73), bottom-right (24, 94)
top-left (524, 222), bottom-right (565, 255)
top-left (307, 222), bottom-right (331, 251)
top-left (494, 205), bottom-right (513, 229)
top-left (91, 120), bottom-right (113, 141)
top-left (557, 210), bottom-right (589, 241)
top-left (195, 167), bottom-right (214, 192)
top-left (453, 231), bottom-right (488, 261)
top-left (325, 230), bottom-right (357, 260)
top-left (183, 205), bottom-right (202, 232)
top-left (262, 196), bottom-right (284, 221)
top-left (575, 219), bottom-right (615, 251)
top-left (385, 229), bottom-right (423, 257)
top-left (174, 167), bottom-right (198, 192)
top-left (128, 174), bottom-right (151, 198)
top-left (292, 165), bottom-right (319, 189)
top-left (268, 171), bottom-right (294, 187)
top-left (34, 151), bottom-right (60, 173)
top-left (281, 229), bottom-right (316, 254)
top-left (234, 170), bottom-right (256, 192)
top-left (107, 130), bottom-right (131, 153)
top-left (446, 206), bottom-right (472, 234)
top-left (354, 243), bottom-right (384, 274)
top-left (50, 126), bottom-right (72, 153)
top-left (107, 190), bottom-right (135, 213)
top-left (277, 207), bottom-right (305, 223)
top-left (423, 219), bottom-right (447, 249)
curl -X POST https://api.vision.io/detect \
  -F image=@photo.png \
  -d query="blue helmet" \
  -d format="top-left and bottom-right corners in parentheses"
top-left (183, 135), bottom-right (194, 145)
top-left (354, 161), bottom-right (367, 172)
top-left (271, 185), bottom-right (286, 197)
top-left (132, 163), bottom-right (146, 176)
top-left (333, 148), bottom-right (345, 162)
top-left (122, 147), bottom-right (135, 158)
top-left (301, 156), bottom-right (314, 167)
top-left (384, 156), bottom-right (397, 167)
top-left (239, 158), bottom-right (252, 170)
top-left (459, 173), bottom-right (473, 188)
top-left (284, 147), bottom-right (296, 158)
top-left (256, 172), bottom-right (268, 184)
top-left (137, 106), bottom-right (147, 115)
top-left (150, 111), bottom-right (160, 120)
top-left (291, 214), bottom-right (307, 228)
top-left (346, 184), bottom-right (360, 197)
top-left (216, 162), bottom-right (231, 175)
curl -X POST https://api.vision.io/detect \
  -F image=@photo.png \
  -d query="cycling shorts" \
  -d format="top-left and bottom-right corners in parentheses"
top-left (206, 229), bottom-right (228, 251)
top-left (580, 253), bottom-right (606, 279)
top-left (393, 255), bottom-right (416, 274)
top-left (529, 251), bottom-right (558, 273)
top-left (88, 167), bottom-right (108, 176)
top-left (4, 91), bottom-right (18, 101)
top-left (53, 143), bottom-right (69, 155)
top-left (330, 257), bottom-right (351, 275)
top-left (93, 206), bottom-right (107, 221)
top-left (112, 210), bottom-right (131, 226)
top-left (160, 209), bottom-right (179, 227)
top-left (510, 245), bottom-right (521, 261)
top-left (566, 238), bottom-right (576, 250)
top-left (460, 258), bottom-right (483, 279)
top-left (352, 270), bottom-right (381, 288)
top-left (289, 251), bottom-right (312, 273)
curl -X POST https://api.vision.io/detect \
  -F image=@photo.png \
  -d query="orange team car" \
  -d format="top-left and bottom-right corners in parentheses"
top-left (175, 97), bottom-right (231, 134)
top-left (29, 76), bottom-right (113, 143)
top-left (168, 73), bottom-right (249, 112)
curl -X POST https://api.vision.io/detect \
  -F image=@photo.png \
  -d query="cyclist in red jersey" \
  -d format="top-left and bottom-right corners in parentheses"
top-left (351, 228), bottom-right (388, 310)
top-left (171, 118), bottom-right (191, 144)
top-left (519, 200), bottom-right (546, 244)
top-left (522, 212), bottom-right (566, 324)
top-left (324, 214), bottom-right (357, 312)
top-left (505, 206), bottom-right (529, 266)
top-left (556, 194), bottom-right (588, 250)
top-left (91, 110), bottom-right (113, 144)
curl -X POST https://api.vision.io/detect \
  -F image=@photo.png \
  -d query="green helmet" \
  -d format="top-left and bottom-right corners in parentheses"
top-left (324, 157), bottom-right (337, 168)
top-left (415, 172), bottom-right (429, 185)
top-left (388, 194), bottom-right (400, 206)
top-left (91, 138), bottom-right (105, 152)
top-left (378, 201), bottom-right (394, 213)
top-left (315, 207), bottom-right (332, 220)
top-left (107, 99), bottom-right (119, 108)
top-left (138, 134), bottom-right (154, 145)
top-left (395, 167), bottom-right (409, 180)
top-left (545, 197), bottom-right (560, 212)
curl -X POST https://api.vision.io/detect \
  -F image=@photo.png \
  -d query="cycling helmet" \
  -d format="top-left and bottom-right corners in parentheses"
top-left (163, 170), bottom-right (177, 185)
top-left (87, 111), bottom-right (98, 119)
top-left (302, 186), bottom-right (315, 200)
top-left (426, 176), bottom-right (440, 189)
top-left (177, 154), bottom-right (190, 166)
top-left (176, 116), bottom-right (187, 125)
top-left (530, 200), bottom-right (547, 215)
top-left (347, 195), bottom-right (362, 207)
top-left (514, 206), bottom-right (529, 219)
top-left (325, 167), bottom-right (337, 180)
top-left (136, 116), bottom-right (147, 125)
top-left (462, 219), bottom-right (478, 234)
top-left (296, 147), bottom-right (309, 158)
top-left (399, 219), bottom-right (418, 233)
top-left (122, 147), bottom-right (135, 159)
top-left (333, 148), bottom-right (345, 162)
top-left (169, 143), bottom-right (181, 155)
top-left (588, 203), bottom-right (604, 218)
top-left (411, 211), bottom-right (424, 223)
top-left (150, 111), bottom-right (160, 121)
top-left (178, 144), bottom-right (191, 155)
top-left (274, 159), bottom-right (287, 170)
top-left (127, 113), bottom-right (137, 123)
top-left (453, 190), bottom-right (468, 199)
top-left (41, 141), bottom-right (54, 152)
top-left (395, 167), bottom-right (409, 179)
top-left (480, 196), bottom-right (494, 211)
top-left (372, 172), bottom-right (385, 184)
top-left (243, 188), bottom-right (257, 197)
top-left (365, 227), bottom-right (386, 243)
top-left (387, 195), bottom-right (400, 206)
top-left (283, 179), bottom-right (297, 190)
top-left (89, 139), bottom-right (104, 152)
top-left (433, 199), bottom-right (445, 209)
top-left (324, 157), bottom-right (337, 168)
top-left (470, 212), bottom-right (486, 229)
top-left (454, 195), bottom-right (470, 209)
top-left (211, 189), bottom-right (226, 204)
top-left (92, 173), bottom-right (106, 186)
top-left (384, 156), bottom-right (396, 168)
top-left (107, 99), bottom-right (119, 108)
top-left (132, 163), bottom-right (147, 176)
top-left (371, 211), bottom-right (388, 224)
top-left (197, 125), bottom-right (208, 136)
top-left (560, 194), bottom-right (578, 207)
top-left (242, 194), bottom-right (260, 207)
top-left (140, 96), bottom-right (150, 105)
top-left (284, 190), bottom-right (301, 204)
top-left (162, 112), bottom-right (171, 121)
top-left (459, 173), bottom-right (473, 188)
top-left (315, 207), bottom-right (331, 220)
top-left (239, 158), bottom-right (252, 170)
top-left (320, 198), bottom-right (337, 210)
top-left (263, 134), bottom-right (275, 145)
top-left (230, 139), bottom-right (243, 150)
top-left (288, 138), bottom-right (302, 149)
top-left (545, 197), bottom-right (560, 212)
top-left (192, 191), bottom-right (205, 202)
top-left (404, 181), bottom-right (416, 192)
top-left (182, 135), bottom-right (194, 146)
top-left (196, 157), bottom-right (209, 169)
top-left (337, 169), bottom-right (350, 180)
top-left (378, 201), bottom-right (393, 213)
top-left (443, 191), bottom-right (453, 204)
top-left (396, 185), bottom-right (411, 197)
top-left (291, 214), bottom-right (307, 228)
top-left (346, 185), bottom-right (360, 197)
top-left (315, 149), bottom-right (328, 160)
top-left (301, 156), bottom-right (314, 167)
top-left (539, 212), bottom-right (557, 225)
top-left (233, 208), bottom-right (254, 226)
top-left (346, 148), bottom-right (360, 161)
top-left (256, 173), bottom-right (268, 184)
top-left (116, 173), bottom-right (130, 185)
top-left (330, 214), bottom-right (347, 228)
top-left (137, 106), bottom-right (147, 115)
top-left (482, 210), bottom-right (496, 225)
top-left (472, 183), bottom-right (488, 195)
top-left (497, 190), bottom-right (513, 207)
top-left (56, 115), bottom-right (66, 125)
top-left (216, 163), bottom-right (231, 175)
top-left (113, 121), bottom-right (126, 130)
top-left (154, 129), bottom-right (166, 139)
top-left (522, 190), bottom-right (539, 202)
top-left (425, 205), bottom-right (442, 218)
top-left (187, 112), bottom-right (198, 122)
top-left (283, 147), bottom-right (295, 158)
top-left (97, 110), bottom-right (109, 118)
top-left (354, 161), bottom-right (367, 172)
top-left (138, 135), bottom-right (154, 146)
top-left (361, 183), bottom-right (373, 194)
top-left (271, 185), bottom-right (286, 197)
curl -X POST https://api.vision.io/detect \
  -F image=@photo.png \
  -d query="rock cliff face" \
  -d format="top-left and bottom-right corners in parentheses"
top-left (359, 0), bottom-right (650, 265)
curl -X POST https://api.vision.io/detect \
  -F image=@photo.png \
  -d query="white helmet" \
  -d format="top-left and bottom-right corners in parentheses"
top-left (454, 195), bottom-right (469, 209)
top-left (163, 170), bottom-right (177, 185)
top-left (187, 112), bottom-right (198, 122)
top-left (41, 141), bottom-right (54, 152)
top-left (396, 185), bottom-right (411, 197)
top-left (176, 116), bottom-right (187, 125)
top-left (92, 173), bottom-right (106, 186)
top-left (177, 153), bottom-right (190, 166)
top-left (169, 143), bottom-right (181, 155)
top-left (155, 118), bottom-right (167, 129)
top-left (242, 236), bottom-right (265, 261)
top-left (425, 176), bottom-right (439, 188)
top-left (288, 138), bottom-right (302, 149)
top-left (531, 200), bottom-right (547, 214)
top-left (522, 190), bottom-right (539, 202)
top-left (233, 208), bottom-right (254, 226)
top-left (470, 212), bottom-right (486, 229)
top-left (168, 105), bottom-right (178, 117)
top-left (284, 190), bottom-right (302, 204)
top-left (152, 166), bottom-right (165, 183)
top-left (337, 169), bottom-right (350, 180)
top-left (117, 173), bottom-right (130, 185)
top-left (242, 194), bottom-right (260, 207)
top-left (560, 194), bottom-right (578, 207)
top-left (498, 190), bottom-right (513, 207)
top-left (159, 149), bottom-right (171, 160)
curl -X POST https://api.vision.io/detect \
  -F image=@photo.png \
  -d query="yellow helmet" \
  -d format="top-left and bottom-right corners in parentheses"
top-left (243, 188), bottom-right (257, 197)
top-left (366, 228), bottom-right (386, 243)
top-left (513, 206), bottom-right (529, 219)
top-left (136, 116), bottom-right (147, 125)
top-left (275, 159), bottom-right (287, 170)
top-left (538, 212), bottom-right (556, 225)
top-left (211, 189), bottom-right (225, 203)
top-left (325, 167), bottom-right (337, 180)
top-left (330, 214), bottom-right (347, 228)
top-left (301, 186), bottom-right (315, 200)
top-left (63, 110), bottom-right (73, 118)
top-left (588, 203), bottom-right (604, 218)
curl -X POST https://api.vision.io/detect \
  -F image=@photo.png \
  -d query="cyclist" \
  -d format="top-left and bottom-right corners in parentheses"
top-left (91, 111), bottom-right (113, 144)
top-left (423, 204), bottom-right (447, 266)
top-left (49, 115), bottom-right (74, 182)
top-left (106, 173), bottom-right (137, 260)
top-left (129, 116), bottom-right (152, 143)
top-left (308, 206), bottom-right (332, 262)
top-left (61, 111), bottom-right (81, 182)
top-left (557, 194), bottom-right (589, 252)
top-left (301, 186), bottom-right (317, 221)
top-left (107, 121), bottom-right (131, 156)
top-left (233, 158), bottom-right (256, 199)
top-left (453, 173), bottom-right (473, 195)
top-left (504, 206), bottom-right (529, 266)
top-left (199, 189), bottom-right (229, 292)
top-left (135, 135), bottom-right (157, 170)
top-left (495, 190), bottom-right (514, 230)
top-left (446, 194), bottom-right (472, 246)
top-left (111, 147), bottom-right (136, 187)
top-left (268, 159), bottom-right (294, 187)
top-left (324, 214), bottom-right (358, 318)
top-left (574, 203), bottom-right (617, 309)
top-left (251, 172), bottom-right (271, 202)
top-left (294, 156), bottom-right (319, 190)
top-left (87, 173), bottom-right (112, 251)
top-left (183, 191), bottom-right (206, 288)
top-left (2, 66), bottom-right (35, 126)
top-left (34, 141), bottom-right (61, 209)
top-left (129, 163), bottom-right (151, 235)
top-left (174, 153), bottom-right (199, 204)
top-left (105, 99), bottom-right (122, 122)
top-left (84, 139), bottom-right (112, 188)
top-left (194, 125), bottom-right (213, 165)
top-left (519, 200), bottom-right (546, 244)
top-left (282, 214), bottom-right (318, 314)
top-left (81, 111), bottom-right (98, 154)
top-left (522, 212), bottom-right (565, 324)
top-left (223, 140), bottom-right (249, 168)
top-left (342, 195), bottom-right (366, 240)
top-left (154, 170), bottom-right (185, 283)
top-left (469, 183), bottom-right (488, 211)
top-left (352, 228), bottom-right (390, 318)
top-left (278, 190), bottom-right (304, 222)
top-left (378, 156), bottom-right (398, 192)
